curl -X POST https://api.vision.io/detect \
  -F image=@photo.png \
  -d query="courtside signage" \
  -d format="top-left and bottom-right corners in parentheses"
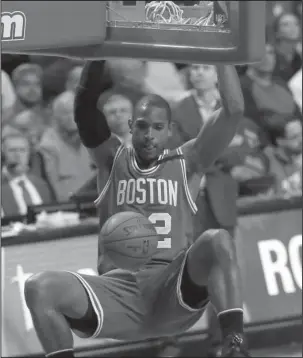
top-left (1, 11), bottom-right (26, 41)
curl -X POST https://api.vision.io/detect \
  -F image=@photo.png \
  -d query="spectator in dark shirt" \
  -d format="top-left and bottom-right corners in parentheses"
top-left (272, 12), bottom-right (302, 82)
top-left (1, 133), bottom-right (53, 217)
top-left (231, 117), bottom-right (274, 197)
top-left (241, 42), bottom-right (301, 145)
top-left (265, 118), bottom-right (302, 195)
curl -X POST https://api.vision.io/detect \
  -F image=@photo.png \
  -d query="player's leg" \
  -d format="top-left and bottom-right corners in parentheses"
top-left (24, 270), bottom-right (144, 358)
top-left (194, 191), bottom-right (236, 357)
top-left (185, 228), bottom-right (249, 356)
top-left (24, 271), bottom-right (92, 357)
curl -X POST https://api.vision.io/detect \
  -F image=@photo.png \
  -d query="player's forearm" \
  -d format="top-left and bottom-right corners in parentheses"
top-left (74, 61), bottom-right (111, 148)
top-left (216, 65), bottom-right (244, 119)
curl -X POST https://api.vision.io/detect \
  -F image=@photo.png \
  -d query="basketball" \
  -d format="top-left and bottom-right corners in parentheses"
top-left (101, 211), bottom-right (159, 270)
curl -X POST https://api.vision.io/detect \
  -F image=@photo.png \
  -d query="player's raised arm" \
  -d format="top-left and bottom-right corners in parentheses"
top-left (74, 60), bottom-right (116, 167)
top-left (182, 65), bottom-right (244, 179)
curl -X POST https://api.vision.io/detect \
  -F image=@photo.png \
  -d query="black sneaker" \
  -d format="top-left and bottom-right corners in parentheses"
top-left (221, 333), bottom-right (251, 357)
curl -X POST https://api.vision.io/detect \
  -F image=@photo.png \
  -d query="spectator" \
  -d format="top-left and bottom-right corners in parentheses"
top-left (11, 109), bottom-right (46, 149)
top-left (98, 92), bottom-right (133, 147)
top-left (288, 68), bottom-right (302, 113)
top-left (107, 59), bottom-right (148, 105)
top-left (39, 91), bottom-right (94, 201)
top-left (65, 66), bottom-right (84, 92)
top-left (169, 64), bottom-right (221, 147)
top-left (30, 56), bottom-right (85, 102)
top-left (1, 70), bottom-right (17, 123)
top-left (144, 61), bottom-right (188, 104)
top-left (272, 12), bottom-right (302, 82)
top-left (265, 118), bottom-right (302, 195)
top-left (11, 64), bottom-right (50, 125)
top-left (231, 117), bottom-right (275, 197)
top-left (10, 110), bottom-right (55, 197)
top-left (241, 42), bottom-right (301, 145)
top-left (1, 133), bottom-right (53, 217)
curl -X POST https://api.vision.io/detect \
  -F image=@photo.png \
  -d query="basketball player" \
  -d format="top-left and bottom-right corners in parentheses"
top-left (25, 60), bottom-right (250, 357)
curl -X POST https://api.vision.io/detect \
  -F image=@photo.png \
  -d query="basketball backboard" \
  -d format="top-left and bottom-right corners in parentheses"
top-left (1, 1), bottom-right (107, 51)
top-left (1, 1), bottom-right (265, 64)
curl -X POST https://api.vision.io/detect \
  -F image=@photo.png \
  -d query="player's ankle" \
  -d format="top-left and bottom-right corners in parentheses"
top-left (45, 349), bottom-right (74, 358)
top-left (217, 308), bottom-right (244, 339)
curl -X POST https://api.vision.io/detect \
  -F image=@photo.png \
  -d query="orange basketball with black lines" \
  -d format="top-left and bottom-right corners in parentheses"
top-left (101, 211), bottom-right (159, 270)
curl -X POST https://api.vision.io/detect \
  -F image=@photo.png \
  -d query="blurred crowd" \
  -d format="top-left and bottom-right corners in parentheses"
top-left (1, 2), bottom-right (302, 218)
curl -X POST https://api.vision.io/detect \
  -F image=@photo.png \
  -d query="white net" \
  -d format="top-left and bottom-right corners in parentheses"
top-left (145, 1), bottom-right (214, 26)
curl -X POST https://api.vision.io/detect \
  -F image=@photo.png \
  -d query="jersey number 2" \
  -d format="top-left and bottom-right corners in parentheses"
top-left (148, 213), bottom-right (172, 249)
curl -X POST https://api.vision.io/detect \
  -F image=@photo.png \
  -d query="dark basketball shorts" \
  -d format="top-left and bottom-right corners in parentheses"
top-left (65, 247), bottom-right (209, 341)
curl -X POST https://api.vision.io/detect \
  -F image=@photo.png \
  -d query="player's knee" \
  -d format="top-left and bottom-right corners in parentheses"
top-left (203, 228), bottom-right (235, 263)
top-left (24, 271), bottom-right (59, 309)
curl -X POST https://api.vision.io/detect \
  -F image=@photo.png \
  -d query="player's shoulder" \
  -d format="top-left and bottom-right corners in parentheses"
top-left (89, 135), bottom-right (125, 166)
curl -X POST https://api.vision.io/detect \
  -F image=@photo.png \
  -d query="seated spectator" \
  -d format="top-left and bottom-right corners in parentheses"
top-left (272, 12), bottom-right (302, 82)
top-left (1, 70), bottom-right (17, 123)
top-left (30, 55), bottom-right (85, 102)
top-left (265, 118), bottom-right (302, 195)
top-left (241, 42), bottom-right (301, 144)
top-left (169, 64), bottom-right (221, 147)
top-left (11, 109), bottom-right (46, 148)
top-left (10, 63), bottom-right (50, 125)
top-left (1, 133), bottom-right (53, 217)
top-left (288, 68), bottom-right (302, 113)
top-left (231, 117), bottom-right (275, 197)
top-left (144, 61), bottom-right (188, 104)
top-left (98, 92), bottom-right (133, 147)
top-left (10, 110), bottom-right (55, 197)
top-left (39, 91), bottom-right (94, 201)
top-left (65, 65), bottom-right (84, 92)
top-left (107, 59), bottom-right (148, 105)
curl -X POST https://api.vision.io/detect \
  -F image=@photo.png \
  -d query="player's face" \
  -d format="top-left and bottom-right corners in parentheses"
top-left (277, 14), bottom-right (300, 41)
top-left (103, 95), bottom-right (133, 137)
top-left (3, 137), bottom-right (30, 175)
top-left (16, 74), bottom-right (42, 105)
top-left (189, 64), bottom-right (217, 91)
top-left (131, 107), bottom-right (171, 164)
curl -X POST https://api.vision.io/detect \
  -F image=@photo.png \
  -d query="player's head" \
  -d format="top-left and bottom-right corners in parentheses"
top-left (129, 94), bottom-right (172, 164)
